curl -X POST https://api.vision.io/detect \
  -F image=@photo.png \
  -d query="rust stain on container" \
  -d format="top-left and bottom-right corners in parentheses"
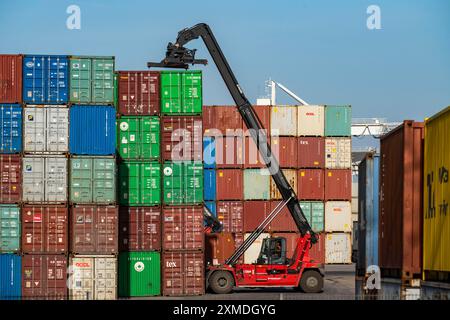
top-left (216, 201), bottom-right (243, 233)
top-left (205, 232), bottom-right (236, 266)
top-left (271, 136), bottom-right (297, 168)
top-left (0, 54), bottom-right (22, 103)
top-left (119, 206), bottom-right (161, 251)
top-left (162, 116), bottom-right (202, 161)
top-left (243, 106), bottom-right (270, 136)
top-left (215, 136), bottom-right (244, 168)
top-left (163, 251), bottom-right (205, 296)
top-left (70, 205), bottom-right (119, 254)
top-left (324, 169), bottom-right (352, 201)
top-left (202, 106), bottom-right (215, 136)
top-left (118, 71), bottom-right (160, 115)
top-left (162, 205), bottom-right (204, 251)
top-left (22, 205), bottom-right (68, 254)
top-left (22, 255), bottom-right (67, 300)
top-left (0, 154), bottom-right (21, 203)
top-left (207, 105), bottom-right (243, 135)
top-left (298, 137), bottom-right (325, 168)
top-left (270, 201), bottom-right (298, 232)
top-left (216, 169), bottom-right (243, 200)
top-left (379, 120), bottom-right (424, 277)
top-left (243, 201), bottom-right (271, 232)
top-left (297, 169), bottom-right (324, 200)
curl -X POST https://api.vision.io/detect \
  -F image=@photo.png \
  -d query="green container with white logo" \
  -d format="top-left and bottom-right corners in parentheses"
top-left (163, 161), bottom-right (203, 204)
top-left (119, 251), bottom-right (161, 297)
top-left (300, 201), bottom-right (324, 233)
top-left (160, 70), bottom-right (202, 114)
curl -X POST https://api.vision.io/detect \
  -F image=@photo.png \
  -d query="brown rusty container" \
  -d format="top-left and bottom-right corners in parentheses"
top-left (272, 232), bottom-right (325, 264)
top-left (215, 136), bottom-right (244, 168)
top-left (119, 206), bottom-right (161, 251)
top-left (243, 136), bottom-right (269, 168)
top-left (298, 169), bottom-right (325, 200)
top-left (162, 251), bottom-right (205, 296)
top-left (0, 154), bottom-right (21, 203)
top-left (0, 54), bottom-right (22, 103)
top-left (216, 201), bottom-right (244, 233)
top-left (205, 232), bottom-right (236, 266)
top-left (162, 116), bottom-right (202, 161)
top-left (270, 169), bottom-right (297, 200)
top-left (271, 136), bottom-right (298, 168)
top-left (70, 205), bottom-right (119, 254)
top-left (269, 201), bottom-right (297, 232)
top-left (117, 71), bottom-right (160, 115)
top-left (214, 105), bottom-right (243, 135)
top-left (379, 120), bottom-right (424, 278)
top-left (216, 169), bottom-right (243, 200)
top-left (22, 255), bottom-right (67, 300)
top-left (22, 205), bottom-right (68, 254)
top-left (243, 201), bottom-right (271, 232)
top-left (243, 105), bottom-right (270, 136)
top-left (324, 169), bottom-right (352, 200)
top-left (298, 137), bottom-right (325, 168)
top-left (162, 205), bottom-right (204, 251)
top-left (202, 106), bottom-right (215, 136)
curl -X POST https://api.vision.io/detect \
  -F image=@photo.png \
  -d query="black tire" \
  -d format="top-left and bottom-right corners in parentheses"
top-left (208, 271), bottom-right (235, 294)
top-left (299, 270), bottom-right (323, 293)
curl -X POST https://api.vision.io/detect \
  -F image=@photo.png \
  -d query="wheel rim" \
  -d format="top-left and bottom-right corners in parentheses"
top-left (217, 277), bottom-right (228, 288)
top-left (306, 276), bottom-right (318, 288)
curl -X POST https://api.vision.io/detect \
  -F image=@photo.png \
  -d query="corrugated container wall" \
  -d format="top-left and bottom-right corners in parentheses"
top-left (163, 162), bottom-right (203, 205)
top-left (324, 201), bottom-right (352, 232)
top-left (325, 138), bottom-right (351, 169)
top-left (244, 169), bottom-right (270, 200)
top-left (324, 169), bottom-right (352, 200)
top-left (297, 137), bottom-right (324, 168)
top-left (0, 205), bottom-right (20, 252)
top-left (270, 169), bottom-right (297, 200)
top-left (215, 136), bottom-right (244, 168)
top-left (118, 71), bottom-right (160, 115)
top-left (204, 106), bottom-right (243, 136)
top-left (0, 254), bottom-right (21, 299)
top-left (0, 154), bottom-right (21, 203)
top-left (161, 71), bottom-right (202, 114)
top-left (324, 105), bottom-right (351, 136)
top-left (216, 201), bottom-right (243, 233)
top-left (270, 106), bottom-right (297, 136)
top-left (243, 201), bottom-right (271, 232)
top-left (325, 233), bottom-right (352, 264)
top-left (299, 201), bottom-right (325, 233)
top-left (162, 116), bottom-right (202, 161)
top-left (0, 104), bottom-right (22, 153)
top-left (297, 169), bottom-right (324, 200)
top-left (271, 137), bottom-right (297, 168)
top-left (119, 252), bottom-right (160, 297)
top-left (0, 55), bottom-right (22, 103)
top-left (203, 137), bottom-right (215, 168)
top-left (243, 106), bottom-right (270, 136)
top-left (216, 169), bottom-right (243, 200)
top-left (205, 233), bottom-right (236, 266)
top-left (297, 105), bottom-right (324, 136)
top-left (203, 169), bottom-right (216, 201)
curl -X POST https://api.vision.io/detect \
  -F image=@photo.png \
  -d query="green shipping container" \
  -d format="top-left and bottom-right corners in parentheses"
top-left (113, 72), bottom-right (118, 108)
top-left (163, 161), bottom-right (203, 204)
top-left (243, 169), bottom-right (271, 200)
top-left (300, 201), bottom-right (324, 232)
top-left (0, 205), bottom-right (20, 252)
top-left (119, 252), bottom-right (160, 297)
top-left (160, 71), bottom-right (202, 114)
top-left (120, 161), bottom-right (161, 206)
top-left (70, 56), bottom-right (115, 104)
top-left (118, 116), bottom-right (160, 160)
top-left (325, 105), bottom-right (351, 136)
top-left (70, 157), bottom-right (117, 204)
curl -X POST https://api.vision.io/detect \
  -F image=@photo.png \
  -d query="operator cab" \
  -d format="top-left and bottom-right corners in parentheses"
top-left (256, 237), bottom-right (289, 265)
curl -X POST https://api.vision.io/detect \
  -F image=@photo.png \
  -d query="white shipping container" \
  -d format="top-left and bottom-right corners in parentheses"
top-left (325, 232), bottom-right (352, 264)
top-left (24, 105), bottom-right (69, 153)
top-left (325, 138), bottom-right (351, 169)
top-left (243, 169), bottom-right (270, 200)
top-left (243, 233), bottom-right (270, 264)
top-left (297, 105), bottom-right (325, 136)
top-left (325, 201), bottom-right (352, 232)
top-left (270, 106), bottom-right (297, 136)
top-left (69, 255), bottom-right (117, 300)
top-left (22, 156), bottom-right (67, 202)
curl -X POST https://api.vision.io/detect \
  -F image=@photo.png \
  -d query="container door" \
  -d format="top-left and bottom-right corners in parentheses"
top-left (94, 257), bottom-right (117, 300)
top-left (70, 157), bottom-right (93, 203)
top-left (203, 137), bottom-right (216, 169)
top-left (0, 254), bottom-right (21, 299)
top-left (46, 106), bottom-right (69, 152)
top-left (0, 105), bottom-right (23, 153)
top-left (311, 201), bottom-right (325, 232)
top-left (118, 117), bottom-right (138, 159)
top-left (22, 157), bottom-right (45, 202)
top-left (182, 71), bottom-right (202, 114)
top-left (70, 257), bottom-right (94, 300)
top-left (23, 56), bottom-right (45, 103)
top-left (92, 58), bottom-right (114, 104)
top-left (45, 158), bottom-right (67, 202)
top-left (47, 56), bottom-right (69, 103)
top-left (120, 252), bottom-right (161, 297)
top-left (163, 162), bottom-right (184, 204)
top-left (325, 106), bottom-right (351, 136)
top-left (92, 158), bottom-right (116, 203)
top-left (24, 107), bottom-right (45, 152)
top-left (141, 116), bottom-right (160, 160)
top-left (161, 72), bottom-right (182, 114)
top-left (185, 162), bottom-right (203, 204)
top-left (70, 58), bottom-right (91, 103)
top-left (297, 105), bottom-right (325, 136)
top-left (142, 162), bottom-right (161, 205)
top-left (203, 169), bottom-right (216, 201)
top-left (244, 169), bottom-right (270, 200)
top-left (0, 205), bottom-right (20, 252)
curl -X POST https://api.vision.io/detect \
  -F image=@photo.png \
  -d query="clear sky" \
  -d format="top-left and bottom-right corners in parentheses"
top-left (0, 0), bottom-right (449, 121)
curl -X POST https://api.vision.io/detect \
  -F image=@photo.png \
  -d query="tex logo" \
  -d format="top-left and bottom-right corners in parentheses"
top-left (134, 261), bottom-right (145, 272)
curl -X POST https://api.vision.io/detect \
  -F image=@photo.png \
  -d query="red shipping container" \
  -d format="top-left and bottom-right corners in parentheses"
top-left (215, 136), bottom-right (244, 168)
top-left (243, 105), bottom-right (270, 137)
top-left (243, 201), bottom-right (271, 232)
top-left (22, 205), bottom-right (68, 254)
top-left (163, 251), bottom-right (205, 296)
top-left (298, 169), bottom-right (325, 200)
top-left (22, 255), bottom-right (67, 300)
top-left (117, 71), bottom-right (160, 115)
top-left (324, 169), bottom-right (352, 200)
top-left (244, 136), bottom-right (271, 168)
top-left (216, 169), bottom-right (243, 200)
top-left (162, 116), bottom-right (202, 161)
top-left (216, 201), bottom-right (244, 233)
top-left (70, 205), bottom-right (119, 254)
top-left (0, 154), bottom-right (21, 203)
top-left (214, 106), bottom-right (243, 135)
top-left (273, 232), bottom-right (325, 264)
top-left (269, 201), bottom-right (297, 232)
top-left (202, 106), bottom-right (215, 136)
top-left (271, 136), bottom-right (298, 168)
top-left (162, 205), bottom-right (204, 251)
top-left (298, 137), bottom-right (325, 168)
top-left (119, 206), bottom-right (161, 251)
top-left (0, 54), bottom-right (22, 103)
top-left (205, 232), bottom-right (235, 266)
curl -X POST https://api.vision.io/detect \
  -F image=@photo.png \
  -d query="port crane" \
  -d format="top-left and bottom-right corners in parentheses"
top-left (149, 23), bottom-right (323, 293)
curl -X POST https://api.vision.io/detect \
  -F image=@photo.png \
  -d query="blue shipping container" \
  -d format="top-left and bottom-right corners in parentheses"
top-left (69, 105), bottom-right (116, 155)
top-left (205, 201), bottom-right (216, 216)
top-left (0, 254), bottom-right (21, 300)
top-left (0, 105), bottom-right (22, 153)
top-left (204, 169), bottom-right (217, 201)
top-left (23, 55), bottom-right (69, 103)
top-left (203, 137), bottom-right (216, 168)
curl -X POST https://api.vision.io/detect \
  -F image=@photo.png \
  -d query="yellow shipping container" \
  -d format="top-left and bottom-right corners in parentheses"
top-left (423, 106), bottom-right (450, 275)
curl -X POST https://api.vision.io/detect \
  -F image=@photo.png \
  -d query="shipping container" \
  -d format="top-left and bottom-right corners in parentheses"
top-left (70, 56), bottom-right (115, 104)
top-left (70, 205), bottom-right (118, 254)
top-left (299, 201), bottom-right (325, 233)
top-left (243, 105), bottom-right (270, 136)
top-left (162, 205), bottom-right (203, 251)
top-left (297, 105), bottom-right (324, 136)
top-left (0, 254), bottom-right (21, 299)
top-left (21, 205), bottom-right (68, 254)
top-left (161, 71), bottom-right (202, 114)
top-left (243, 233), bottom-right (270, 263)
top-left (379, 121), bottom-right (423, 278)
top-left (270, 106), bottom-right (297, 136)
top-left (0, 55), bottom-right (22, 103)
top-left (119, 161), bottom-right (161, 206)
top-left (24, 105), bottom-right (69, 153)
top-left (216, 169), bottom-right (243, 200)
top-left (162, 251), bottom-right (204, 296)
top-left (203, 169), bottom-right (216, 201)
top-left (205, 201), bottom-right (216, 217)
top-left (309, 233), bottom-right (326, 264)
top-left (205, 232), bottom-right (235, 266)
top-left (270, 169), bottom-right (297, 200)
top-left (325, 232), bottom-right (352, 264)
top-left (69, 105), bottom-right (116, 155)
top-left (324, 201), bottom-right (352, 232)
top-left (0, 104), bottom-right (22, 153)
top-left (212, 105), bottom-right (243, 135)
top-left (325, 138), bottom-right (351, 169)
top-left (70, 156), bottom-right (116, 204)
top-left (272, 232), bottom-right (325, 264)
top-left (23, 55), bottom-right (68, 103)
top-left (117, 71), bottom-right (160, 115)
top-left (117, 116), bottom-right (160, 160)
top-left (114, 72), bottom-right (118, 107)
top-left (297, 137), bottom-right (324, 168)
top-left (69, 255), bottom-right (117, 300)
top-left (119, 251), bottom-right (160, 297)
top-left (162, 116), bottom-right (202, 161)
top-left (244, 169), bottom-right (270, 200)
top-left (297, 169), bottom-right (324, 200)
top-left (217, 201), bottom-right (243, 233)
top-left (0, 205), bottom-right (20, 252)
top-left (202, 106), bottom-right (215, 136)
top-left (215, 136), bottom-right (244, 168)
top-left (22, 156), bottom-right (67, 203)
top-left (243, 201), bottom-right (271, 232)
top-left (119, 206), bottom-right (161, 251)
top-left (163, 162), bottom-right (203, 205)
top-left (244, 136), bottom-right (269, 168)
top-left (324, 105), bottom-right (351, 137)
top-left (0, 154), bottom-right (21, 203)
top-left (269, 201), bottom-right (298, 232)
top-left (271, 136), bottom-right (297, 168)
top-left (203, 137), bottom-right (216, 168)
top-left (324, 169), bottom-right (352, 200)
top-left (22, 255), bottom-right (67, 300)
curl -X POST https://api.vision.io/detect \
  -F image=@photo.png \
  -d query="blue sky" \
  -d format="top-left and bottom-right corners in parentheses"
top-left (0, 0), bottom-right (449, 121)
